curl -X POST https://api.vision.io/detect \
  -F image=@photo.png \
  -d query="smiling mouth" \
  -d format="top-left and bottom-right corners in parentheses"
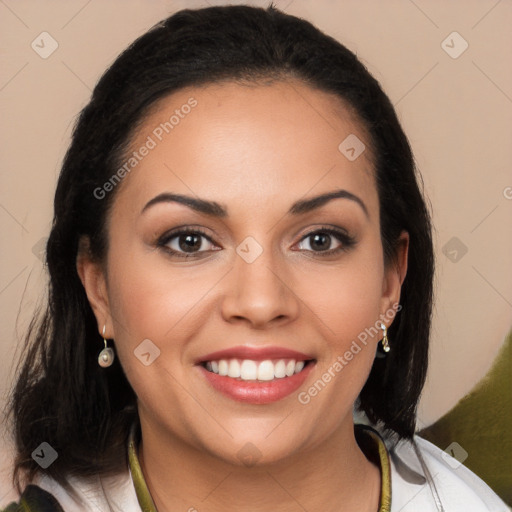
top-left (201, 358), bottom-right (315, 382)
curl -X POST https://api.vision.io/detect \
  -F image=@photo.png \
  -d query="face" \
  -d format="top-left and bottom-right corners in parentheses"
top-left (79, 79), bottom-right (407, 465)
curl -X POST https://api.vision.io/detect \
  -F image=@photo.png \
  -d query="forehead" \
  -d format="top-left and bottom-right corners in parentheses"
top-left (112, 79), bottom-right (377, 220)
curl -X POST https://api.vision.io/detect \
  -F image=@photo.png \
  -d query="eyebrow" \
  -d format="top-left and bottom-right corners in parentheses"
top-left (141, 189), bottom-right (369, 218)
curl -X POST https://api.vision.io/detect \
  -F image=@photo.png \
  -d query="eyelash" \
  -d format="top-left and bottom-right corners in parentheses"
top-left (156, 225), bottom-right (356, 259)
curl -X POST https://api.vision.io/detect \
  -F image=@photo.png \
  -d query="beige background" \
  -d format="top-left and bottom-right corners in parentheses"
top-left (1, 0), bottom-right (511, 503)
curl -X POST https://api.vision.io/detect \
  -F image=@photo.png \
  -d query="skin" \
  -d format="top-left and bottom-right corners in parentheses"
top-left (77, 79), bottom-right (408, 512)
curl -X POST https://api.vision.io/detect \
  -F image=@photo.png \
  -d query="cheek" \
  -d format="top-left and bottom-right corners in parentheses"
top-left (105, 226), bottom-right (218, 342)
top-left (103, 241), bottom-right (229, 409)
top-left (305, 271), bottom-right (382, 392)
top-left (103, 251), bottom-right (205, 418)
top-left (300, 249), bottom-right (385, 350)
top-left (294, 262), bottom-right (383, 430)
top-left (294, 241), bottom-right (384, 407)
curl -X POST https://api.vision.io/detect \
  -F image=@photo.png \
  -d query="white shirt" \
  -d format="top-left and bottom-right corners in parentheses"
top-left (5, 434), bottom-right (509, 512)
top-left (387, 435), bottom-right (509, 511)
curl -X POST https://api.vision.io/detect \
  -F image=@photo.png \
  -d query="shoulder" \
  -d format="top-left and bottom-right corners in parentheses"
top-left (1, 470), bottom-right (139, 512)
top-left (387, 434), bottom-right (510, 512)
top-left (1, 484), bottom-right (65, 512)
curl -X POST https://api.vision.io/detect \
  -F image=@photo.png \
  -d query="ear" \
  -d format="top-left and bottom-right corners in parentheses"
top-left (76, 235), bottom-right (113, 338)
top-left (380, 231), bottom-right (409, 321)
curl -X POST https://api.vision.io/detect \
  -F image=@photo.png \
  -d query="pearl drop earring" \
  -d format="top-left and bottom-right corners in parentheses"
top-left (98, 324), bottom-right (115, 367)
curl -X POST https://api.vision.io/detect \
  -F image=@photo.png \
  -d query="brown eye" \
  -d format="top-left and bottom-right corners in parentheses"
top-left (158, 228), bottom-right (218, 258)
top-left (296, 227), bottom-right (356, 255)
top-left (175, 233), bottom-right (204, 253)
top-left (304, 232), bottom-right (336, 252)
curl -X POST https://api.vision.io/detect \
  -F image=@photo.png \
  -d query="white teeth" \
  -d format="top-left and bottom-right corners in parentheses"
top-left (257, 360), bottom-right (275, 381)
top-left (240, 360), bottom-right (258, 380)
top-left (274, 360), bottom-right (286, 378)
top-left (218, 360), bottom-right (229, 376)
top-left (227, 359), bottom-right (241, 378)
top-left (205, 358), bottom-right (310, 381)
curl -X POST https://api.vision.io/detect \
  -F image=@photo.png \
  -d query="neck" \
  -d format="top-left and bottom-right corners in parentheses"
top-left (137, 415), bottom-right (381, 512)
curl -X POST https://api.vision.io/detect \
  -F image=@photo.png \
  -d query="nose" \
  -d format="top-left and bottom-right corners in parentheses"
top-left (220, 246), bottom-right (300, 329)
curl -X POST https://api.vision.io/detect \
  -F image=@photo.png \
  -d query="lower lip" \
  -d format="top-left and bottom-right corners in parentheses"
top-left (198, 362), bottom-right (315, 404)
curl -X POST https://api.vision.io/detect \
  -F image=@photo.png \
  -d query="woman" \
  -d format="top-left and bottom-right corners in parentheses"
top-left (1, 4), bottom-right (508, 512)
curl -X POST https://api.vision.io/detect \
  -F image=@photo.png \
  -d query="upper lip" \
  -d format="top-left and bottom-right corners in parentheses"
top-left (196, 345), bottom-right (315, 364)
